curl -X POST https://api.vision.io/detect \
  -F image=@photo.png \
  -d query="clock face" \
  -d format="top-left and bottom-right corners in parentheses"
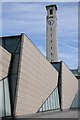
top-left (48, 18), bottom-right (54, 25)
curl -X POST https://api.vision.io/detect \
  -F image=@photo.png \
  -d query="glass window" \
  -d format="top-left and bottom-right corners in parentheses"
top-left (0, 80), bottom-right (4, 117)
top-left (0, 39), bottom-right (2, 46)
top-left (4, 78), bottom-right (11, 116)
top-left (11, 54), bottom-right (19, 74)
top-left (48, 98), bottom-right (50, 110)
top-left (3, 37), bottom-right (20, 53)
top-left (39, 107), bottom-right (42, 112)
top-left (0, 78), bottom-right (11, 117)
top-left (71, 89), bottom-right (80, 108)
top-left (52, 63), bottom-right (61, 72)
top-left (53, 90), bottom-right (55, 109)
top-left (38, 87), bottom-right (60, 112)
top-left (9, 75), bottom-right (17, 110)
top-left (43, 103), bottom-right (45, 111)
top-left (50, 95), bottom-right (52, 109)
top-left (45, 101), bottom-right (48, 111)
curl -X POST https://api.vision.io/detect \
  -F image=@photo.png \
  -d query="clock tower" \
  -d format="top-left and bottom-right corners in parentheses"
top-left (46, 5), bottom-right (58, 62)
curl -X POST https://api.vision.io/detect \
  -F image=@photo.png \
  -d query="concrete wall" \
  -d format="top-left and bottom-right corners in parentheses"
top-left (61, 62), bottom-right (78, 110)
top-left (0, 46), bottom-right (11, 80)
top-left (46, 6), bottom-right (58, 62)
top-left (15, 34), bottom-right (58, 116)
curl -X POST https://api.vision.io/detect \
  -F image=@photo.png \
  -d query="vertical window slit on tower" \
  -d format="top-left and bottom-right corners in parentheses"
top-left (50, 9), bottom-right (53, 15)
top-left (50, 28), bottom-right (52, 30)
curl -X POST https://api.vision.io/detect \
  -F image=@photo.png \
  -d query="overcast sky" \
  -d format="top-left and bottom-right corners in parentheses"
top-left (0, 2), bottom-right (78, 69)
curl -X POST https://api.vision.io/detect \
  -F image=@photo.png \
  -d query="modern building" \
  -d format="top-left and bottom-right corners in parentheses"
top-left (0, 34), bottom-right (58, 117)
top-left (0, 4), bottom-right (79, 119)
top-left (38, 62), bottom-right (78, 112)
top-left (0, 33), bottom-right (78, 118)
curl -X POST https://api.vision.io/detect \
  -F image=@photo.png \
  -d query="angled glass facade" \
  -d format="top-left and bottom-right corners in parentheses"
top-left (0, 78), bottom-right (11, 117)
top-left (38, 87), bottom-right (60, 112)
top-left (52, 62), bottom-right (61, 72)
top-left (39, 61), bottom-right (61, 112)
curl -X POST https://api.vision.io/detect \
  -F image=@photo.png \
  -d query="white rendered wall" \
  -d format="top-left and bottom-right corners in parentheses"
top-left (15, 34), bottom-right (58, 116)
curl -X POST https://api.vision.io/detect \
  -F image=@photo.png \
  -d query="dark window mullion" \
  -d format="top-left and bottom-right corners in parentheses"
top-left (3, 79), bottom-right (6, 117)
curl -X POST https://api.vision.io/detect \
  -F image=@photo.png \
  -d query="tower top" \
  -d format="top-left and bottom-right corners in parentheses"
top-left (46, 4), bottom-right (57, 10)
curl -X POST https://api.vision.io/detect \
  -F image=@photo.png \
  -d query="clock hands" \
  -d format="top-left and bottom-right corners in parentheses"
top-left (48, 19), bottom-right (54, 25)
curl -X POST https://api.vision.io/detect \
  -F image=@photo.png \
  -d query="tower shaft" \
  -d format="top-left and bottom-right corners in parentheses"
top-left (46, 5), bottom-right (58, 62)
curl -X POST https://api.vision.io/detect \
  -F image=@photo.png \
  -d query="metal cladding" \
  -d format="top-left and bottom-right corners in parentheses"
top-left (15, 34), bottom-right (58, 116)
top-left (0, 46), bottom-right (11, 80)
top-left (61, 62), bottom-right (78, 110)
